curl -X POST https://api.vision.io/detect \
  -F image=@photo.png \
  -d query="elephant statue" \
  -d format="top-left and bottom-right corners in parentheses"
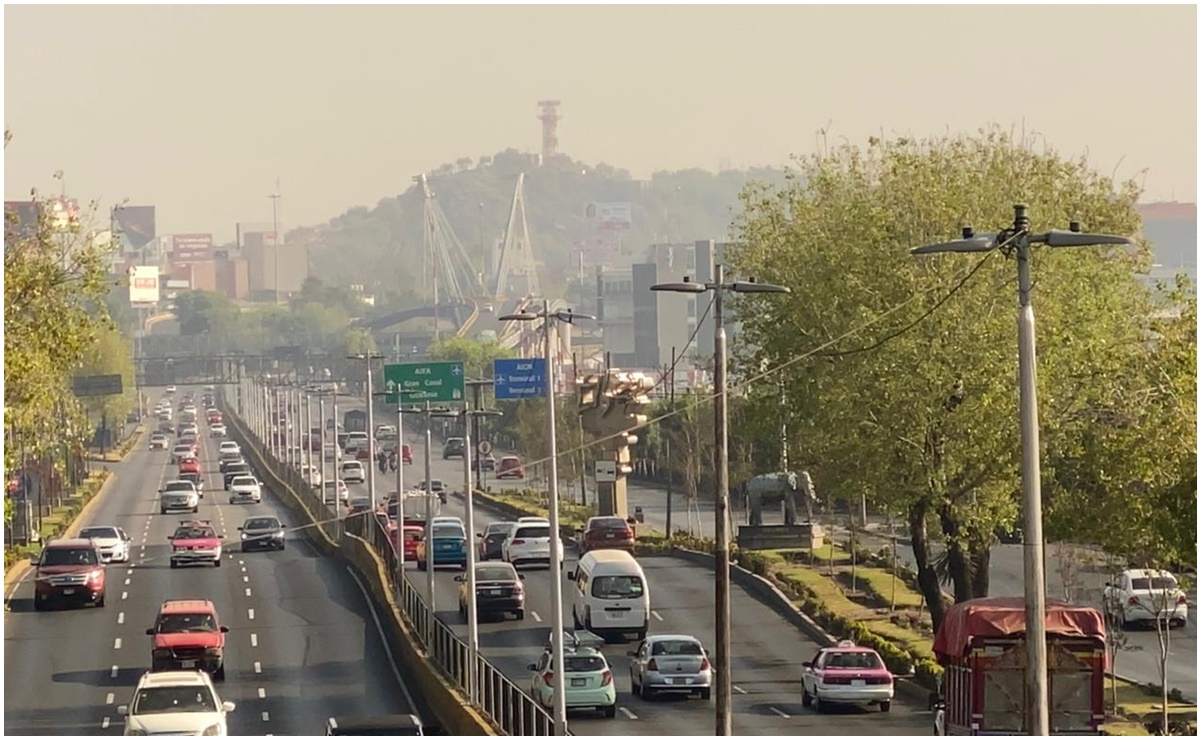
top-left (746, 471), bottom-right (816, 526)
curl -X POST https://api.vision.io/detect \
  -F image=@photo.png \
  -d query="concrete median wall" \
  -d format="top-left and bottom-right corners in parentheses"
top-left (221, 401), bottom-right (496, 735)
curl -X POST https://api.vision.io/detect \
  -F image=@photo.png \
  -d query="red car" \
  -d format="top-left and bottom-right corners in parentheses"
top-left (401, 444), bottom-right (413, 465)
top-left (33, 538), bottom-right (106, 610)
top-left (206, 411), bottom-right (222, 424)
top-left (178, 457), bottom-right (201, 476)
top-left (147, 599), bottom-right (229, 679)
top-left (801, 640), bottom-right (894, 712)
top-left (579, 515), bottom-right (636, 554)
top-left (168, 520), bottom-right (223, 568)
top-left (497, 456), bottom-right (524, 479)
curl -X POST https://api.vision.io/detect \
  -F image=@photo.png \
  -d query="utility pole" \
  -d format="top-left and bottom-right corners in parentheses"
top-left (667, 345), bottom-right (676, 537)
top-left (911, 206), bottom-right (1132, 736)
top-left (653, 266), bottom-right (790, 736)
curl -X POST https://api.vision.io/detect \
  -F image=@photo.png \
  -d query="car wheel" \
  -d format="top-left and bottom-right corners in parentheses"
top-left (630, 673), bottom-right (641, 698)
top-left (160, 508), bottom-right (168, 515)
top-left (642, 685), bottom-right (654, 700)
top-left (229, 498), bottom-right (236, 505)
top-left (170, 561), bottom-right (178, 569)
top-left (880, 700), bottom-right (891, 713)
top-left (33, 595), bottom-right (45, 611)
top-left (604, 705), bottom-right (616, 718)
top-left (96, 593), bottom-right (106, 608)
top-left (214, 664), bottom-right (226, 681)
top-left (700, 688), bottom-right (711, 701)
top-left (214, 559), bottom-right (222, 568)
top-left (801, 685), bottom-right (812, 707)
top-left (515, 609), bottom-right (525, 620)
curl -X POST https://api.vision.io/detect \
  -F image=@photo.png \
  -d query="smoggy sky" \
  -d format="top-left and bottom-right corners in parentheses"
top-left (4, 4), bottom-right (1196, 242)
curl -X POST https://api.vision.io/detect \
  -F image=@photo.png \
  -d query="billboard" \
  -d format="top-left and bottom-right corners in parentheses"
top-left (172, 233), bottom-right (213, 263)
top-left (128, 265), bottom-right (160, 304)
top-left (114, 206), bottom-right (156, 249)
top-left (585, 202), bottom-right (632, 232)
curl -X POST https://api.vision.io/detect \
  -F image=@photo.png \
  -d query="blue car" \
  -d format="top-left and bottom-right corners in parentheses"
top-left (417, 523), bottom-right (468, 570)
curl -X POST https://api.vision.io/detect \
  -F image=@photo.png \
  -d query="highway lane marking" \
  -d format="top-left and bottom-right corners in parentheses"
top-left (239, 559), bottom-right (244, 565)
top-left (258, 687), bottom-right (266, 698)
top-left (127, 568), bottom-right (134, 575)
top-left (618, 707), bottom-right (638, 720)
top-left (253, 661), bottom-right (262, 674)
top-left (345, 565), bottom-right (419, 712)
top-left (769, 706), bottom-right (790, 719)
top-left (122, 591), bottom-right (128, 600)
top-left (105, 692), bottom-right (114, 704)
top-left (124, 578), bottom-right (131, 586)
top-left (531, 611), bottom-right (543, 622)
top-left (733, 685), bottom-right (747, 695)
top-left (243, 576), bottom-right (249, 583)
top-left (114, 637), bottom-right (122, 649)
top-left (651, 610), bottom-right (663, 621)
top-left (248, 608), bottom-right (255, 620)
top-left (117, 612), bottom-right (125, 625)
top-left (250, 633), bottom-right (258, 647)
top-left (262, 711), bottom-right (270, 722)
top-left (241, 566), bottom-right (247, 573)
top-left (101, 717), bottom-right (110, 730)
top-left (245, 587), bottom-right (252, 597)
top-left (111, 665), bottom-right (119, 678)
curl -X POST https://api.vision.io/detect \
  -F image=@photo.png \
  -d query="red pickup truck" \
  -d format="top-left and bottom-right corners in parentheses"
top-left (147, 599), bottom-right (229, 679)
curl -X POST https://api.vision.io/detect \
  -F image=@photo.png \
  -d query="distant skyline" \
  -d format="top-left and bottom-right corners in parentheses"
top-left (4, 4), bottom-right (1196, 243)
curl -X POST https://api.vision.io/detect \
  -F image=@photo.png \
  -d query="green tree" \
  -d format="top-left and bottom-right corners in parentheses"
top-left (173, 290), bottom-right (240, 337)
top-left (76, 324), bottom-right (136, 426)
top-left (426, 335), bottom-right (515, 379)
top-left (729, 129), bottom-right (1152, 629)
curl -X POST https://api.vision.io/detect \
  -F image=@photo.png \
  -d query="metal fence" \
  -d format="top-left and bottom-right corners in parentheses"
top-left (223, 395), bottom-right (557, 736)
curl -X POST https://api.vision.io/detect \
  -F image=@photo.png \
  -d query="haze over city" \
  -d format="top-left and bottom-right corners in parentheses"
top-left (4, 4), bottom-right (1197, 241)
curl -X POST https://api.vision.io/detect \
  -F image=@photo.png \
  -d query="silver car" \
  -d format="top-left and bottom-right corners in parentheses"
top-left (628, 634), bottom-right (712, 700)
top-left (160, 481), bottom-right (200, 514)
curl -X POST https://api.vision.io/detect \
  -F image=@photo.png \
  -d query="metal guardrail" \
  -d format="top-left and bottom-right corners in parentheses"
top-left (223, 395), bottom-right (557, 736)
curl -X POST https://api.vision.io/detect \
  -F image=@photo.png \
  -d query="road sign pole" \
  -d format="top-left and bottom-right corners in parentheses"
top-left (424, 400), bottom-right (435, 642)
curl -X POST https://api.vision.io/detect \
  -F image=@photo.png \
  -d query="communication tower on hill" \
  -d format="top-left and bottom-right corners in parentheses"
top-left (537, 100), bottom-right (562, 159)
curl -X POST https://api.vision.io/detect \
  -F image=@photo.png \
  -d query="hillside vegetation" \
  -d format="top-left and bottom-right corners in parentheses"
top-left (293, 149), bottom-right (788, 311)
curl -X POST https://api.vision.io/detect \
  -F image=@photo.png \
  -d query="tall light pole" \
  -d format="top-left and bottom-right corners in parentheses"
top-left (501, 300), bottom-right (595, 737)
top-left (269, 188), bottom-right (281, 304)
top-left (653, 267), bottom-right (790, 736)
top-left (911, 205), bottom-right (1132, 736)
top-left (373, 387), bottom-right (418, 576)
top-left (408, 402), bottom-right (449, 641)
top-left (349, 352), bottom-right (385, 510)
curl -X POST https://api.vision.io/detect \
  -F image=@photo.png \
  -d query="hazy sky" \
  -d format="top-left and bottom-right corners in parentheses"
top-left (5, 4), bottom-right (1196, 243)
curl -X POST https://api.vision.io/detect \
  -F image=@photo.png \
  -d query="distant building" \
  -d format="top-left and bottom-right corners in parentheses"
top-left (1137, 202), bottom-right (1197, 286)
top-left (243, 230), bottom-right (308, 299)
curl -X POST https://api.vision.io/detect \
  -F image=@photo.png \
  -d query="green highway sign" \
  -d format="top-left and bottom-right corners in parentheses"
top-left (384, 361), bottom-right (465, 404)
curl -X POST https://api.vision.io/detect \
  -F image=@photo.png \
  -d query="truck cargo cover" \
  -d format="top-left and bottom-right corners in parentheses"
top-left (933, 596), bottom-right (1106, 661)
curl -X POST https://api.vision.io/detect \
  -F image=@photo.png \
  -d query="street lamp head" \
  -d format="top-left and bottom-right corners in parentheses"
top-left (910, 233), bottom-right (999, 256)
top-left (651, 275), bottom-right (708, 293)
top-left (499, 310), bottom-right (538, 322)
top-left (1041, 230), bottom-right (1134, 249)
top-left (730, 279), bottom-right (791, 294)
top-left (551, 309), bottom-right (596, 324)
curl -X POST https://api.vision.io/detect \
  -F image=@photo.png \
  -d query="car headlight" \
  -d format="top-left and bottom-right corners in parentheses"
top-left (202, 724), bottom-right (221, 736)
top-left (205, 647), bottom-right (222, 656)
top-left (152, 649), bottom-right (171, 659)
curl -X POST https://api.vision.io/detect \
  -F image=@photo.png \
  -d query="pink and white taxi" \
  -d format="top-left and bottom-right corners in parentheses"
top-left (801, 640), bottom-right (894, 713)
top-left (168, 520), bottom-right (223, 569)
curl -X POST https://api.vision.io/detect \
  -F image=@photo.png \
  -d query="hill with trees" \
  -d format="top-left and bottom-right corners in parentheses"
top-left (290, 150), bottom-right (789, 313)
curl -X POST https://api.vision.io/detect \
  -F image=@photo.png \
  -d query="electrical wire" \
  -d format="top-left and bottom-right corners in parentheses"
top-left (649, 293), bottom-right (715, 396)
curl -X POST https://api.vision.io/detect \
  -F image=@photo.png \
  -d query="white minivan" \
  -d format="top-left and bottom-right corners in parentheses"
top-left (569, 549), bottom-right (650, 641)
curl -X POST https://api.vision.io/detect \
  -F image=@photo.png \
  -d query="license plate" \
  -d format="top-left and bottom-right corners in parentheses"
top-left (181, 660), bottom-right (196, 669)
top-left (571, 678), bottom-right (586, 687)
top-left (486, 589), bottom-right (501, 596)
top-left (62, 588), bottom-right (75, 595)
top-left (605, 533), bottom-right (615, 539)
top-left (851, 679), bottom-right (866, 687)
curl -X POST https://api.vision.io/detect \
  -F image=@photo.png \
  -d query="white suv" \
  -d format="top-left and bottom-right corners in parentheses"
top-left (228, 476), bottom-right (262, 505)
top-left (118, 669), bottom-right (235, 736)
top-left (503, 519), bottom-right (564, 568)
top-left (218, 441), bottom-right (240, 456)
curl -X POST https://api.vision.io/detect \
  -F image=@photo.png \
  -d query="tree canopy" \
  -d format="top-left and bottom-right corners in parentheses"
top-left (726, 129), bottom-right (1191, 627)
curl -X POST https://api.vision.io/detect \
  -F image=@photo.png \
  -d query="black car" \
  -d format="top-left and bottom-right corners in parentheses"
top-left (239, 516), bottom-right (286, 551)
top-left (224, 464), bottom-right (252, 489)
top-left (457, 562), bottom-right (525, 621)
top-left (442, 437), bottom-right (465, 460)
top-left (219, 455), bottom-right (245, 474)
top-left (477, 521), bottom-right (514, 561)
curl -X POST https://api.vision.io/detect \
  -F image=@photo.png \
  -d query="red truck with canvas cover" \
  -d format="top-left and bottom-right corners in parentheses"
top-left (931, 597), bottom-right (1107, 735)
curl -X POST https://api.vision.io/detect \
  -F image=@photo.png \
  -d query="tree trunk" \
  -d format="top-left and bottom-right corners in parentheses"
top-left (969, 543), bottom-right (991, 598)
top-left (939, 505), bottom-right (973, 602)
top-left (909, 498), bottom-right (947, 631)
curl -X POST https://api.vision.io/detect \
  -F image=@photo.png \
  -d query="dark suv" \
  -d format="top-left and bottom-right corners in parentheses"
top-left (442, 437), bottom-right (465, 460)
top-left (34, 538), bottom-right (106, 610)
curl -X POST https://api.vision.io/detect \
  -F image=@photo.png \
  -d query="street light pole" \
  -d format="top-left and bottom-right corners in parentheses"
top-left (350, 353), bottom-right (385, 510)
top-left (500, 301), bottom-right (595, 737)
top-left (270, 189), bottom-right (281, 304)
top-left (911, 205), bottom-right (1133, 736)
top-left (652, 267), bottom-right (790, 736)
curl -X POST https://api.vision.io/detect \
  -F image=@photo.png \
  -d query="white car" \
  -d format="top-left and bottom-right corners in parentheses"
top-left (323, 479), bottom-right (350, 505)
top-left (1104, 568), bottom-right (1189, 628)
top-left (503, 519), bottom-right (563, 568)
top-left (160, 481), bottom-right (201, 514)
top-left (118, 670), bottom-right (235, 736)
top-left (228, 476), bottom-right (263, 505)
top-left (324, 445), bottom-right (343, 463)
top-left (210, 423), bottom-right (227, 437)
top-left (302, 465), bottom-right (323, 487)
top-left (341, 461), bottom-right (366, 484)
top-left (80, 525), bottom-right (131, 563)
top-left (148, 434), bottom-right (169, 451)
top-left (528, 630), bottom-right (617, 717)
top-left (218, 441), bottom-right (240, 456)
top-left (164, 386), bottom-right (177, 395)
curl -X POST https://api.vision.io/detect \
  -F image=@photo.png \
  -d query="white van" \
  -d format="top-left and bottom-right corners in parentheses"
top-left (568, 550), bottom-right (650, 641)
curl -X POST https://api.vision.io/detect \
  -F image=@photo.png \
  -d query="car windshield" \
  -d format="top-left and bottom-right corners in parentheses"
top-left (1132, 576), bottom-right (1178, 590)
top-left (245, 518), bottom-right (279, 530)
top-left (174, 527), bottom-right (216, 540)
top-left (41, 547), bottom-right (98, 566)
top-left (589, 517), bottom-right (628, 531)
top-left (514, 525), bottom-right (550, 539)
top-left (565, 655), bottom-right (607, 673)
top-left (477, 566), bottom-right (516, 581)
top-left (825, 651), bottom-right (883, 669)
top-left (433, 525), bottom-right (464, 539)
top-left (157, 612), bottom-right (218, 632)
top-left (81, 527), bottom-right (119, 540)
top-left (132, 686), bottom-right (217, 714)
top-left (591, 575), bottom-right (644, 599)
top-left (165, 483), bottom-right (194, 492)
top-left (650, 639), bottom-right (704, 656)
top-left (232, 477), bottom-right (256, 486)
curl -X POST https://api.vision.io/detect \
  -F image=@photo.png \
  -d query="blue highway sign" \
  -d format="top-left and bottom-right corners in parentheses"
top-left (493, 358), bottom-right (547, 400)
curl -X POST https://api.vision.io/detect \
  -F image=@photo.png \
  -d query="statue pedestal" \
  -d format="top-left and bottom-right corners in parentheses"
top-left (737, 523), bottom-right (825, 551)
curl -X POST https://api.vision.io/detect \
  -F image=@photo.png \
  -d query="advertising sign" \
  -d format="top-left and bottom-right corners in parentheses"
top-left (172, 233), bottom-right (213, 263)
top-left (114, 205), bottom-right (156, 249)
top-left (128, 265), bottom-right (160, 304)
top-left (585, 202), bottom-right (632, 232)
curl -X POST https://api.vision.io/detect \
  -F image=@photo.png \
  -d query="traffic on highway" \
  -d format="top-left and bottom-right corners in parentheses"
top-left (4, 386), bottom-right (427, 736)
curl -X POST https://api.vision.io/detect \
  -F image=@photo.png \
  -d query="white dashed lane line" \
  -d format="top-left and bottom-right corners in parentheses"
top-left (261, 711), bottom-right (270, 722)
top-left (248, 608), bottom-right (255, 620)
top-left (250, 633), bottom-right (258, 647)
top-left (531, 611), bottom-right (543, 623)
top-left (253, 661), bottom-right (262, 674)
top-left (770, 706), bottom-right (790, 719)
top-left (122, 591), bottom-right (128, 600)
top-left (117, 612), bottom-right (125, 625)
top-left (618, 707), bottom-right (638, 720)
top-left (651, 610), bottom-right (664, 621)
top-left (245, 588), bottom-right (252, 597)
top-left (734, 685), bottom-right (748, 695)
top-left (110, 665), bottom-right (119, 679)
top-left (105, 692), bottom-right (114, 705)
top-left (101, 717), bottom-right (110, 730)
top-left (243, 576), bottom-right (249, 583)
top-left (113, 638), bottom-right (122, 650)
top-left (124, 578), bottom-right (130, 586)
top-left (258, 687), bottom-right (266, 698)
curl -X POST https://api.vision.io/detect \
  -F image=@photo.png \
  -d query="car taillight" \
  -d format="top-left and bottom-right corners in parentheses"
top-left (700, 658), bottom-right (711, 671)
top-left (623, 529), bottom-right (634, 539)
top-left (513, 582), bottom-right (524, 594)
top-left (511, 539), bottom-right (525, 546)
top-left (1178, 595), bottom-right (1188, 605)
top-left (601, 669), bottom-right (613, 686)
top-left (822, 674), bottom-right (852, 685)
top-left (647, 659), bottom-right (658, 672)
top-left (1128, 596), bottom-right (1141, 606)
top-left (543, 671), bottom-right (554, 684)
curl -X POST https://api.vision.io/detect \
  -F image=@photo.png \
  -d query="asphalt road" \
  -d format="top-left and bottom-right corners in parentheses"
top-left (4, 385), bottom-right (420, 736)
top-left (326, 431), bottom-right (931, 736)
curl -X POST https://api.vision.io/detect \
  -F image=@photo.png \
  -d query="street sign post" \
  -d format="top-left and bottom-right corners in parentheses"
top-left (478, 440), bottom-right (493, 455)
top-left (72, 374), bottom-right (124, 398)
top-left (493, 358), bottom-right (547, 400)
top-left (595, 460), bottom-right (617, 482)
top-left (384, 362), bottom-right (465, 404)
